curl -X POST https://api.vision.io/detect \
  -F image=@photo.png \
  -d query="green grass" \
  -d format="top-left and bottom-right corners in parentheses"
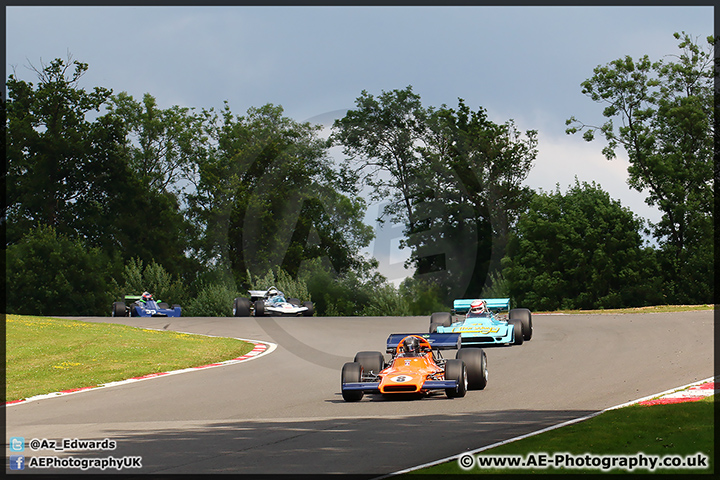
top-left (5, 314), bottom-right (255, 402)
top-left (412, 396), bottom-right (714, 475)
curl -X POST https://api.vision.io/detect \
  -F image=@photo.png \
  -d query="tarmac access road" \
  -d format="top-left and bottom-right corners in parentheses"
top-left (5, 311), bottom-right (714, 475)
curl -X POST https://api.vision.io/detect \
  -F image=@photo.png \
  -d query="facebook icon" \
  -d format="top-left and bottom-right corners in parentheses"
top-left (9, 455), bottom-right (25, 470)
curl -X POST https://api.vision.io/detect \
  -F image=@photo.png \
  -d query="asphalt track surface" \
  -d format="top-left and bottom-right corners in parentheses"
top-left (6, 311), bottom-right (714, 475)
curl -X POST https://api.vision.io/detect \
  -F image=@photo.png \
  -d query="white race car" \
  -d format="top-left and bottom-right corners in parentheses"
top-left (233, 286), bottom-right (314, 317)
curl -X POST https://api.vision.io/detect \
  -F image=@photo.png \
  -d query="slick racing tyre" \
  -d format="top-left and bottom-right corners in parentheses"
top-left (509, 308), bottom-right (533, 341)
top-left (353, 351), bottom-right (385, 376)
top-left (341, 362), bottom-right (364, 402)
top-left (509, 319), bottom-right (524, 345)
top-left (254, 300), bottom-right (265, 317)
top-left (456, 348), bottom-right (488, 390)
top-left (303, 301), bottom-right (314, 316)
top-left (430, 312), bottom-right (453, 327)
top-left (233, 297), bottom-right (251, 317)
top-left (444, 359), bottom-right (467, 398)
top-left (112, 301), bottom-right (126, 317)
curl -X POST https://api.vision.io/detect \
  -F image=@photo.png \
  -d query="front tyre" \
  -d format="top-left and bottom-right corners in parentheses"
top-left (254, 300), bottom-right (265, 317)
top-left (234, 297), bottom-right (251, 317)
top-left (303, 301), bottom-right (314, 316)
top-left (509, 319), bottom-right (524, 345)
top-left (112, 301), bottom-right (126, 317)
top-left (456, 348), bottom-right (488, 390)
top-left (341, 362), bottom-right (364, 402)
top-left (444, 359), bottom-right (467, 398)
top-left (430, 312), bottom-right (453, 328)
top-left (353, 351), bottom-right (385, 376)
top-left (510, 308), bottom-right (533, 341)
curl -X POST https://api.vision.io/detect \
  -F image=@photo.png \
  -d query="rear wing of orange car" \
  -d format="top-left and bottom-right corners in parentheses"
top-left (385, 333), bottom-right (461, 354)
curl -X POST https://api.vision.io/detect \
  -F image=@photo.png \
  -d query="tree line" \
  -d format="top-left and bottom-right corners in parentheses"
top-left (4, 32), bottom-right (714, 316)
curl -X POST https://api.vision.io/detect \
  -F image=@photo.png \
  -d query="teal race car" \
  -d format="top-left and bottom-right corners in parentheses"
top-left (429, 298), bottom-right (532, 347)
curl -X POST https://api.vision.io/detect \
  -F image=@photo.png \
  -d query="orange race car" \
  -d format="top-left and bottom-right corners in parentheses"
top-left (340, 333), bottom-right (488, 402)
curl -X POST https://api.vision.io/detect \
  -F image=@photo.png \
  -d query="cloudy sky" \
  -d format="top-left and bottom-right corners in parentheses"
top-left (6, 5), bottom-right (714, 281)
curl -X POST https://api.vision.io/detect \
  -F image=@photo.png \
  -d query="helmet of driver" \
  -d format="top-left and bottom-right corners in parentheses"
top-left (142, 291), bottom-right (152, 302)
top-left (470, 299), bottom-right (487, 314)
top-left (402, 336), bottom-right (420, 355)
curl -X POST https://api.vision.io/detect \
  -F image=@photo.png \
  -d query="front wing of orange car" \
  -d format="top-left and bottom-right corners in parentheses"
top-left (341, 380), bottom-right (458, 394)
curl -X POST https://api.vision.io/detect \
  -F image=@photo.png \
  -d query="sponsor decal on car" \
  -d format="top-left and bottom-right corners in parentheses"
top-left (455, 326), bottom-right (501, 334)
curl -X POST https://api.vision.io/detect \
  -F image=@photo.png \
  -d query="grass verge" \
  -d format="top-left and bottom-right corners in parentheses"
top-left (544, 304), bottom-right (714, 315)
top-left (5, 314), bottom-right (255, 402)
top-left (411, 396), bottom-right (714, 475)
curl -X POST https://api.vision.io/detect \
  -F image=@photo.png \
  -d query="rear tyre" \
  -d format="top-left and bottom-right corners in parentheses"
top-left (444, 359), bottom-right (467, 398)
top-left (112, 301), bottom-right (126, 317)
top-left (303, 301), bottom-right (314, 317)
top-left (456, 348), bottom-right (488, 390)
top-left (509, 319), bottom-right (524, 345)
top-left (430, 312), bottom-right (453, 327)
top-left (158, 302), bottom-right (170, 309)
top-left (353, 351), bottom-right (385, 376)
top-left (233, 297), bottom-right (251, 317)
top-left (341, 362), bottom-right (364, 402)
top-left (510, 308), bottom-right (533, 341)
top-left (254, 300), bottom-right (265, 317)
top-left (429, 322), bottom-right (441, 333)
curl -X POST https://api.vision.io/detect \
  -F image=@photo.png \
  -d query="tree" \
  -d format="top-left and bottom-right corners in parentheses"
top-left (6, 55), bottom-right (116, 246)
top-left (102, 91), bottom-right (205, 278)
top-left (417, 100), bottom-right (536, 298)
top-left (186, 103), bottom-right (374, 288)
top-left (331, 86), bottom-right (429, 230)
top-left (503, 181), bottom-right (662, 311)
top-left (5, 57), bottom-right (198, 281)
top-left (332, 88), bottom-right (536, 302)
top-left (565, 32), bottom-right (715, 303)
top-left (106, 92), bottom-right (207, 195)
top-left (6, 225), bottom-right (113, 316)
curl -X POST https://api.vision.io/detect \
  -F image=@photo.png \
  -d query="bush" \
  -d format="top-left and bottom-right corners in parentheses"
top-left (398, 277), bottom-right (447, 315)
top-left (480, 270), bottom-right (510, 299)
top-left (504, 182), bottom-right (662, 311)
top-left (361, 283), bottom-right (411, 316)
top-left (305, 269), bottom-right (379, 316)
top-left (6, 225), bottom-right (112, 316)
top-left (110, 258), bottom-right (187, 306)
top-left (184, 282), bottom-right (238, 317)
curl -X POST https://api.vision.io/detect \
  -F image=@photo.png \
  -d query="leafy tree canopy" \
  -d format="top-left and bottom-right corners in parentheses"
top-left (332, 87), bottom-right (537, 302)
top-left (6, 55), bottom-right (115, 246)
top-left (6, 225), bottom-right (113, 316)
top-left (504, 180), bottom-right (662, 311)
top-left (187, 102), bottom-right (375, 288)
top-left (566, 32), bottom-right (714, 303)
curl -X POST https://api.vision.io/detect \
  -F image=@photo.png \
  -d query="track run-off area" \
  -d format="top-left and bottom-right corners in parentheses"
top-left (5, 310), bottom-right (714, 475)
